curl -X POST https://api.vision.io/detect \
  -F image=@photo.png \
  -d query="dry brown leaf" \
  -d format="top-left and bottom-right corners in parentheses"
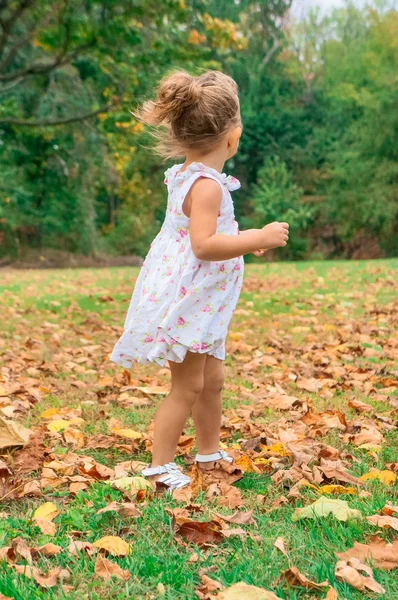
top-left (279, 567), bottom-right (329, 590)
top-left (348, 398), bottom-right (373, 413)
top-left (175, 519), bottom-right (224, 547)
top-left (94, 554), bottom-right (130, 581)
top-left (335, 558), bottom-right (385, 594)
top-left (212, 510), bottom-right (255, 526)
top-left (68, 540), bottom-right (96, 556)
top-left (273, 537), bottom-right (288, 557)
top-left (195, 574), bottom-right (223, 598)
top-left (336, 536), bottom-right (398, 570)
top-left (324, 587), bottom-right (338, 599)
top-left (0, 417), bottom-right (32, 449)
top-left (381, 504), bottom-right (398, 516)
top-left (367, 514), bottom-right (398, 531)
top-left (13, 564), bottom-right (70, 588)
top-left (34, 518), bottom-right (56, 536)
top-left (31, 543), bottom-right (62, 557)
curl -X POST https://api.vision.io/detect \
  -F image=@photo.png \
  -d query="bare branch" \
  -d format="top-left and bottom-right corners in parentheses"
top-left (0, 102), bottom-right (115, 126)
top-left (261, 35), bottom-right (281, 67)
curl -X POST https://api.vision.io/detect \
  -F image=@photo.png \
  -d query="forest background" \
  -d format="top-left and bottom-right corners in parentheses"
top-left (0, 0), bottom-right (397, 264)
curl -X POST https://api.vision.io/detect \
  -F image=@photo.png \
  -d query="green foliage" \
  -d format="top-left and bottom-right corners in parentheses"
top-left (244, 156), bottom-right (314, 259)
top-left (0, 0), bottom-right (397, 260)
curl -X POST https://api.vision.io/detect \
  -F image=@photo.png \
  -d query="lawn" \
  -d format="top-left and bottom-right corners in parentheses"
top-left (0, 259), bottom-right (397, 600)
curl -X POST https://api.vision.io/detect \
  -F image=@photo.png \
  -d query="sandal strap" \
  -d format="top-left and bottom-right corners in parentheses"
top-left (141, 462), bottom-right (179, 477)
top-left (195, 449), bottom-right (233, 463)
top-left (158, 471), bottom-right (190, 489)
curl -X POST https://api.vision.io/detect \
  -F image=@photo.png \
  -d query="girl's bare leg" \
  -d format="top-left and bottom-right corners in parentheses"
top-left (191, 355), bottom-right (225, 468)
top-left (150, 351), bottom-right (207, 468)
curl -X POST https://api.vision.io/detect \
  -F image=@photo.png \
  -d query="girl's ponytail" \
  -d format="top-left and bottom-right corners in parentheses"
top-left (135, 70), bottom-right (240, 159)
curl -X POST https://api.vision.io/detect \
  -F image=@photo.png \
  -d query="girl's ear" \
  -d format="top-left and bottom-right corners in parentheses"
top-left (227, 126), bottom-right (242, 156)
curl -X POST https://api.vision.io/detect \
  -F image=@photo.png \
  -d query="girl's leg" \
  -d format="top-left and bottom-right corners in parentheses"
top-left (191, 355), bottom-right (225, 466)
top-left (150, 351), bottom-right (207, 468)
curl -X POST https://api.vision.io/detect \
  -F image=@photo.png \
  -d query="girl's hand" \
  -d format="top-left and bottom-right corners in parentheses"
top-left (252, 249), bottom-right (268, 257)
top-left (261, 222), bottom-right (289, 249)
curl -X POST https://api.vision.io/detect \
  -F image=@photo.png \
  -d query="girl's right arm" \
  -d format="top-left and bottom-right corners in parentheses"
top-left (189, 178), bottom-right (289, 261)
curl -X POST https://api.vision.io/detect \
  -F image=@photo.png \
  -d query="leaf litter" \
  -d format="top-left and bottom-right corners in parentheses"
top-left (0, 263), bottom-right (397, 597)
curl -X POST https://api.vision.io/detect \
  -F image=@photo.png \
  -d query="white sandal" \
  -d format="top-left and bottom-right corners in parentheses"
top-left (195, 449), bottom-right (233, 464)
top-left (141, 462), bottom-right (190, 490)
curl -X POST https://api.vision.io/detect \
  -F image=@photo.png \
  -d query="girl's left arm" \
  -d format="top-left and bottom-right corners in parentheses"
top-left (239, 229), bottom-right (269, 256)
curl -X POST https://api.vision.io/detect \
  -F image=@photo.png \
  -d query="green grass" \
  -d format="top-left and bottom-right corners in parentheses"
top-left (0, 259), bottom-right (397, 599)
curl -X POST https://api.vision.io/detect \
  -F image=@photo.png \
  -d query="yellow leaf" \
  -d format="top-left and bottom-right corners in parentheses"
top-left (235, 455), bottom-right (260, 473)
top-left (34, 502), bottom-right (59, 521)
top-left (110, 428), bottom-right (144, 440)
top-left (111, 476), bottom-right (153, 492)
top-left (92, 535), bottom-right (131, 556)
top-left (318, 485), bottom-right (357, 496)
top-left (260, 443), bottom-right (289, 457)
top-left (47, 419), bottom-right (71, 433)
top-left (359, 469), bottom-right (396, 485)
top-left (229, 331), bottom-right (244, 341)
top-left (40, 407), bottom-right (61, 419)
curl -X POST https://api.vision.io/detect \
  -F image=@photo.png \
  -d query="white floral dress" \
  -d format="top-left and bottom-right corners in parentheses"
top-left (110, 162), bottom-right (244, 367)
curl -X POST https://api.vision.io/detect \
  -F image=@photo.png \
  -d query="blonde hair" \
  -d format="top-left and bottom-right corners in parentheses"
top-left (136, 70), bottom-right (241, 159)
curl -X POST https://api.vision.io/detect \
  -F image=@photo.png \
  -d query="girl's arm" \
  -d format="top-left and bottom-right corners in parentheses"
top-left (188, 178), bottom-right (289, 261)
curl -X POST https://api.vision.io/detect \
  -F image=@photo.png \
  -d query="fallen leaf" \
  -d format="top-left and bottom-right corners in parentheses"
top-left (63, 428), bottom-right (85, 448)
top-left (111, 476), bottom-right (153, 493)
top-left (219, 582), bottom-right (282, 599)
top-left (279, 566), bottom-right (329, 590)
top-left (213, 510), bottom-right (255, 526)
top-left (324, 587), bottom-right (338, 599)
top-left (381, 504), bottom-right (398, 516)
top-left (335, 558), bottom-right (385, 594)
top-left (109, 427), bottom-right (144, 440)
top-left (0, 417), bottom-right (32, 449)
top-left (96, 501), bottom-right (141, 518)
top-left (31, 543), bottom-right (62, 557)
top-left (195, 574), bottom-right (223, 598)
top-left (318, 485), bottom-right (356, 495)
top-left (94, 554), bottom-right (130, 581)
top-left (13, 564), bottom-right (69, 588)
top-left (34, 518), bottom-right (56, 536)
top-left (34, 502), bottom-right (58, 521)
top-left (348, 398), bottom-right (373, 413)
top-left (235, 455), bottom-right (261, 473)
top-left (359, 469), bottom-right (396, 485)
top-left (273, 537), bottom-right (288, 557)
top-left (68, 540), bottom-right (96, 556)
top-left (265, 395), bottom-right (300, 410)
top-left (47, 419), bottom-right (72, 433)
top-left (175, 519), bottom-right (224, 546)
top-left (367, 515), bottom-right (398, 531)
top-left (336, 537), bottom-right (398, 570)
top-left (92, 535), bottom-right (131, 556)
top-left (292, 497), bottom-right (362, 522)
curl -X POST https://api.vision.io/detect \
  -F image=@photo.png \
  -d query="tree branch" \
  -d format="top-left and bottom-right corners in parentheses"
top-left (0, 102), bottom-right (115, 127)
top-left (0, 38), bottom-right (95, 82)
top-left (0, 0), bottom-right (36, 56)
top-left (261, 35), bottom-right (281, 67)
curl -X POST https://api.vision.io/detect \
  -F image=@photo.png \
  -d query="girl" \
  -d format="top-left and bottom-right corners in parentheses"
top-left (111, 70), bottom-right (289, 490)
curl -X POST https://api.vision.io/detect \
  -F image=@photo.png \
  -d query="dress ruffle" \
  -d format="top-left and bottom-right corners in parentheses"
top-left (164, 162), bottom-right (241, 192)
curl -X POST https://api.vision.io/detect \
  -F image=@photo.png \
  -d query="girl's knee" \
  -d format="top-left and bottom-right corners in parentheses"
top-left (204, 372), bottom-right (225, 395)
top-left (173, 375), bottom-right (205, 402)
